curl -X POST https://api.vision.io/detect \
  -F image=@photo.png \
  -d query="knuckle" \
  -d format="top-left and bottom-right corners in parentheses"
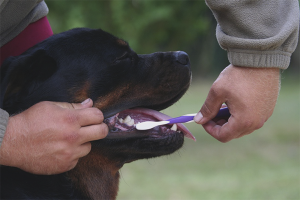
top-left (200, 84), bottom-right (226, 119)
top-left (210, 82), bottom-right (225, 98)
top-left (207, 126), bottom-right (232, 143)
top-left (63, 111), bottom-right (79, 125)
top-left (243, 119), bottom-right (255, 130)
top-left (217, 135), bottom-right (231, 143)
top-left (39, 101), bottom-right (51, 106)
top-left (59, 160), bottom-right (77, 173)
top-left (60, 149), bottom-right (74, 162)
top-left (85, 142), bottom-right (92, 153)
top-left (201, 103), bottom-right (213, 117)
top-left (101, 124), bottom-right (109, 137)
top-left (96, 124), bottom-right (109, 139)
top-left (255, 119), bottom-right (265, 130)
top-left (64, 131), bottom-right (79, 143)
top-left (36, 101), bottom-right (47, 107)
top-left (60, 164), bottom-right (71, 173)
top-left (68, 160), bottom-right (78, 171)
top-left (35, 101), bottom-right (51, 111)
top-left (92, 108), bottom-right (104, 121)
top-left (85, 108), bottom-right (104, 123)
top-left (81, 143), bottom-right (92, 157)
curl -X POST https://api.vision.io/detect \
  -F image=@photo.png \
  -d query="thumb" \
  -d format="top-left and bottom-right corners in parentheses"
top-left (71, 98), bottom-right (94, 109)
top-left (194, 88), bottom-right (224, 125)
top-left (52, 98), bottom-right (93, 110)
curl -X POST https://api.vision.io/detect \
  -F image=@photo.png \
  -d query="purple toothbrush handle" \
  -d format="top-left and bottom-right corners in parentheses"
top-left (215, 107), bottom-right (230, 118)
top-left (168, 107), bottom-right (230, 124)
top-left (168, 115), bottom-right (195, 124)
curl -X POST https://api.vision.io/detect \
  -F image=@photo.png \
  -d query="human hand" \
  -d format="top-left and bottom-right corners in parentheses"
top-left (194, 64), bottom-right (280, 142)
top-left (0, 99), bottom-right (108, 174)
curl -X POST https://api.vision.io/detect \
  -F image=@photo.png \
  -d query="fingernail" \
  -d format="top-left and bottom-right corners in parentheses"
top-left (81, 98), bottom-right (90, 105)
top-left (194, 112), bottom-right (203, 123)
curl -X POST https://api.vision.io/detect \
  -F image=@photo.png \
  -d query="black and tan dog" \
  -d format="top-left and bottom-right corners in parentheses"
top-left (0, 28), bottom-right (195, 199)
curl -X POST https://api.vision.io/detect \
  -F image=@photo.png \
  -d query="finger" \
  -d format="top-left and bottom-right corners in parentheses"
top-left (65, 143), bottom-right (92, 171)
top-left (71, 98), bottom-right (94, 109)
top-left (204, 113), bottom-right (259, 143)
top-left (194, 84), bottom-right (224, 124)
top-left (75, 107), bottom-right (105, 126)
top-left (214, 118), bottom-right (227, 126)
top-left (76, 142), bottom-right (92, 158)
top-left (202, 115), bottom-right (242, 143)
top-left (51, 98), bottom-right (93, 110)
top-left (202, 121), bottom-right (234, 143)
top-left (51, 101), bottom-right (75, 109)
top-left (78, 124), bottom-right (109, 144)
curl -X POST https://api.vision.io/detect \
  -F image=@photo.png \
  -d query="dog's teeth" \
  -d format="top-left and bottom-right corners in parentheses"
top-left (119, 118), bottom-right (124, 123)
top-left (170, 124), bottom-right (177, 131)
top-left (126, 119), bottom-right (135, 126)
top-left (123, 115), bottom-right (131, 123)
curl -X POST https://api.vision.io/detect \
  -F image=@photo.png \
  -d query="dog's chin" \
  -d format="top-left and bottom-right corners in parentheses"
top-left (91, 127), bottom-right (185, 164)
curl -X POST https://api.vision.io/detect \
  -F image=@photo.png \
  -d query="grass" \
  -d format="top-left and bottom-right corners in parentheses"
top-left (117, 76), bottom-right (300, 200)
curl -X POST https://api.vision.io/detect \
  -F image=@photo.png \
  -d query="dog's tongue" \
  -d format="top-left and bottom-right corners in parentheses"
top-left (128, 108), bottom-right (196, 141)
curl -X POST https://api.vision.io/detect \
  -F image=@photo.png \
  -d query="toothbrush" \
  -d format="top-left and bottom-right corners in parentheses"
top-left (136, 107), bottom-right (230, 130)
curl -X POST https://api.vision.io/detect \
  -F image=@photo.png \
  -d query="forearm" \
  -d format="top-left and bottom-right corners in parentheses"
top-left (206, 0), bottom-right (300, 69)
top-left (0, 109), bottom-right (9, 147)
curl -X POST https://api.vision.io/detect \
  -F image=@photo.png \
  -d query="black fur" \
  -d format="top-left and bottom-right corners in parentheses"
top-left (0, 28), bottom-right (191, 199)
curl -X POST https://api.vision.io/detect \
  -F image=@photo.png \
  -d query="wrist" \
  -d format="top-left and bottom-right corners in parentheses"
top-left (231, 65), bottom-right (281, 78)
top-left (0, 115), bottom-right (26, 168)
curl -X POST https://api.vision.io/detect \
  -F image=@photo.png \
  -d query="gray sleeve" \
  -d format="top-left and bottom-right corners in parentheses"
top-left (0, 0), bottom-right (49, 47)
top-left (0, 109), bottom-right (9, 147)
top-left (205, 0), bottom-right (299, 69)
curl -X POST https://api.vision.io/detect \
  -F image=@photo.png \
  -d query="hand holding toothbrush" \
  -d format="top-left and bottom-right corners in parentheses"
top-left (194, 65), bottom-right (280, 143)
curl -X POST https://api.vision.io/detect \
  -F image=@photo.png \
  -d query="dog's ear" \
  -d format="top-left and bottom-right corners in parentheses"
top-left (0, 49), bottom-right (57, 110)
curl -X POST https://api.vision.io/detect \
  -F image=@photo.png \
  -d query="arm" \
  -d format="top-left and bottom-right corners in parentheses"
top-left (206, 0), bottom-right (299, 69)
top-left (0, 109), bottom-right (9, 147)
top-left (195, 0), bottom-right (299, 142)
top-left (0, 99), bottom-right (108, 175)
top-left (0, 1), bottom-right (107, 175)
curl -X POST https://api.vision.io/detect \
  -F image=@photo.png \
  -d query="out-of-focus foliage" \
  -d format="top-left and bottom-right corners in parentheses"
top-left (45, 0), bottom-right (299, 77)
top-left (45, 0), bottom-right (228, 76)
top-left (46, 0), bottom-right (210, 52)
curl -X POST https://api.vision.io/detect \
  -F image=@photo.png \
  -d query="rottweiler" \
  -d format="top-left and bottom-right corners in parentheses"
top-left (0, 28), bottom-right (195, 199)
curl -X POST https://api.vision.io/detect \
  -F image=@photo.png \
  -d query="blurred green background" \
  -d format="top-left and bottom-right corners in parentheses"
top-left (46, 1), bottom-right (299, 199)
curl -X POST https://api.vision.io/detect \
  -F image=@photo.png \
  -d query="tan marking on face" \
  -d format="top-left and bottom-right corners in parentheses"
top-left (94, 84), bottom-right (131, 110)
top-left (69, 81), bottom-right (90, 103)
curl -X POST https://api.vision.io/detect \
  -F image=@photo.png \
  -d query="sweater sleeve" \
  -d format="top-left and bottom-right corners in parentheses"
top-left (205, 0), bottom-right (299, 69)
top-left (0, 109), bottom-right (9, 147)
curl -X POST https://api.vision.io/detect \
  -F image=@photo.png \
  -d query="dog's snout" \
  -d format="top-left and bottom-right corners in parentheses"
top-left (176, 51), bottom-right (190, 66)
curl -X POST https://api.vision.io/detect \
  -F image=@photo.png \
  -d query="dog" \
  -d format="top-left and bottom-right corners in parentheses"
top-left (0, 28), bottom-right (195, 199)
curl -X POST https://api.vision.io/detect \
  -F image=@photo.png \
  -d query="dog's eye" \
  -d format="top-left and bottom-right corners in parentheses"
top-left (113, 52), bottom-right (133, 64)
top-left (117, 53), bottom-right (129, 60)
top-left (117, 52), bottom-right (129, 60)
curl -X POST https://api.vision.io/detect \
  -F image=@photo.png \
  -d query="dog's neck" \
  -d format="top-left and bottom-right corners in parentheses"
top-left (67, 151), bottom-right (122, 200)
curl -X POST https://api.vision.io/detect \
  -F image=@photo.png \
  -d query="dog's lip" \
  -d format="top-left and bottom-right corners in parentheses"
top-left (114, 107), bottom-right (196, 141)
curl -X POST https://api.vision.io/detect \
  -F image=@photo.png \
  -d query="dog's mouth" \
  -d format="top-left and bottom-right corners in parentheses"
top-left (104, 108), bottom-right (196, 141)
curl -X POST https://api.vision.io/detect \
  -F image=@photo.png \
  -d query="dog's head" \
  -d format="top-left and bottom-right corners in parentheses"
top-left (0, 28), bottom-right (195, 199)
top-left (1, 28), bottom-right (194, 164)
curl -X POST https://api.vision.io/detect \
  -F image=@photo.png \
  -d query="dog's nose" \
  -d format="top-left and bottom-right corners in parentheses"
top-left (176, 51), bottom-right (190, 66)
